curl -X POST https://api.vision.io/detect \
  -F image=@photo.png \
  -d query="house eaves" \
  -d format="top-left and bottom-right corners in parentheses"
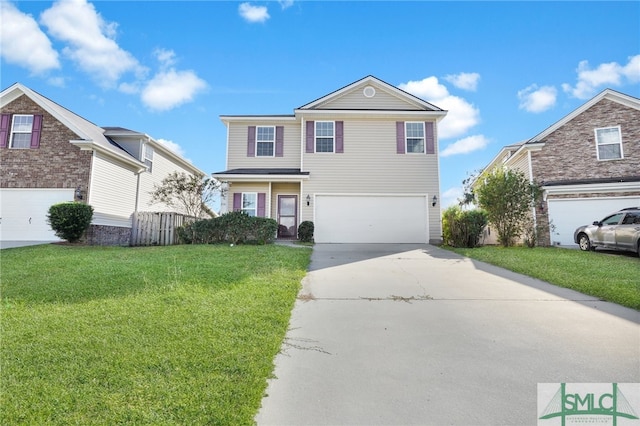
top-left (527, 88), bottom-right (640, 144)
top-left (298, 75), bottom-right (446, 112)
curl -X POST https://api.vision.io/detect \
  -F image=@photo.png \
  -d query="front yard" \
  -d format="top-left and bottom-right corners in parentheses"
top-left (1, 244), bottom-right (311, 425)
top-left (444, 246), bottom-right (640, 310)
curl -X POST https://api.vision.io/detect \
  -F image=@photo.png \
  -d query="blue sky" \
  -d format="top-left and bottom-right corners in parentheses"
top-left (2, 0), bottom-right (639, 209)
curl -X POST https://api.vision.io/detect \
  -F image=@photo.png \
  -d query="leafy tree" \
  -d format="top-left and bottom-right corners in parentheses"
top-left (149, 172), bottom-right (220, 218)
top-left (47, 202), bottom-right (94, 243)
top-left (474, 167), bottom-right (540, 247)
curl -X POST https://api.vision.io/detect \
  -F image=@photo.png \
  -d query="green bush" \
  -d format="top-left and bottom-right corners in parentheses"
top-left (298, 221), bottom-right (314, 243)
top-left (442, 206), bottom-right (487, 248)
top-left (47, 202), bottom-right (94, 243)
top-left (178, 211), bottom-right (277, 245)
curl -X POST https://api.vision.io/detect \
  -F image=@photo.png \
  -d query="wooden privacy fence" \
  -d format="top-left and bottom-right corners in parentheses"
top-left (131, 212), bottom-right (196, 246)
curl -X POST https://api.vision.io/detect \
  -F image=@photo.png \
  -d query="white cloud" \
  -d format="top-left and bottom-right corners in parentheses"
top-left (155, 48), bottom-right (177, 69)
top-left (0, 1), bottom-right (60, 75)
top-left (562, 55), bottom-right (640, 99)
top-left (279, 0), bottom-right (294, 9)
top-left (141, 69), bottom-right (207, 111)
top-left (156, 138), bottom-right (187, 158)
top-left (444, 72), bottom-right (480, 91)
top-left (517, 84), bottom-right (557, 113)
top-left (441, 135), bottom-right (490, 157)
top-left (239, 3), bottom-right (270, 23)
top-left (40, 0), bottom-right (145, 87)
top-left (441, 187), bottom-right (464, 208)
top-left (398, 76), bottom-right (480, 139)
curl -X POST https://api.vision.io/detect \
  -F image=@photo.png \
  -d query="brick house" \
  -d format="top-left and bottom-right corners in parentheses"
top-left (477, 89), bottom-right (640, 246)
top-left (0, 83), bottom-right (205, 246)
top-left (214, 76), bottom-right (447, 243)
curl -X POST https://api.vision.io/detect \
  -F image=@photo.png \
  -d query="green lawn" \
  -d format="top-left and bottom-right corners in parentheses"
top-left (1, 244), bottom-right (311, 425)
top-left (444, 246), bottom-right (640, 310)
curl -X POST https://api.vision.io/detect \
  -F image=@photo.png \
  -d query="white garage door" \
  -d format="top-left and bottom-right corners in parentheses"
top-left (0, 189), bottom-right (74, 242)
top-left (547, 196), bottom-right (640, 246)
top-left (315, 194), bottom-right (428, 243)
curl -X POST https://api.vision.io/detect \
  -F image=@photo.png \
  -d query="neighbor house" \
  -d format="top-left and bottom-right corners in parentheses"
top-left (477, 89), bottom-right (640, 246)
top-left (0, 83), bottom-right (206, 246)
top-left (213, 75), bottom-right (447, 243)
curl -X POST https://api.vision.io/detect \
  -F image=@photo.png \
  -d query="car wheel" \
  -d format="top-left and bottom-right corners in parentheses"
top-left (578, 233), bottom-right (592, 251)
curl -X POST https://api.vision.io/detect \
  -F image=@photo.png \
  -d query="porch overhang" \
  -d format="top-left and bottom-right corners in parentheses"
top-left (212, 168), bottom-right (310, 183)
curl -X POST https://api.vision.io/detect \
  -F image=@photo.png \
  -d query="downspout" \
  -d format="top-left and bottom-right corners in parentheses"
top-left (528, 150), bottom-right (537, 230)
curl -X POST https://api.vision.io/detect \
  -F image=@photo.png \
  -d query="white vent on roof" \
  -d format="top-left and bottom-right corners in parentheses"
top-left (363, 86), bottom-right (376, 98)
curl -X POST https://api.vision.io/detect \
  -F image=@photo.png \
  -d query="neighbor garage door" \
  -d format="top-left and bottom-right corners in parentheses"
top-left (314, 194), bottom-right (428, 243)
top-left (0, 188), bottom-right (75, 242)
top-left (547, 196), bottom-right (640, 246)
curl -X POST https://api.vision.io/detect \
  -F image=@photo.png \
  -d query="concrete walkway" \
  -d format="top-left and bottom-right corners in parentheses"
top-left (256, 244), bottom-right (639, 425)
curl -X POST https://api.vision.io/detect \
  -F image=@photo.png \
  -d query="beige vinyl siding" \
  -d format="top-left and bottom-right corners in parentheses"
top-left (227, 122), bottom-right (301, 170)
top-left (508, 152), bottom-right (531, 181)
top-left (89, 152), bottom-right (137, 225)
top-left (315, 87), bottom-right (424, 111)
top-left (137, 151), bottom-right (197, 214)
top-left (301, 119), bottom-right (440, 237)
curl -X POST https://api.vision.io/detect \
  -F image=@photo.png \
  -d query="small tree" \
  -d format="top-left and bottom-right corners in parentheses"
top-left (475, 167), bottom-right (540, 247)
top-left (47, 202), bottom-right (94, 243)
top-left (149, 172), bottom-right (220, 218)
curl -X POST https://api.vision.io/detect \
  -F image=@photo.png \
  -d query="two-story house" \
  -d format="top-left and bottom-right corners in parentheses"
top-left (213, 76), bottom-right (447, 244)
top-left (0, 83), bottom-right (206, 246)
top-left (477, 89), bottom-right (640, 246)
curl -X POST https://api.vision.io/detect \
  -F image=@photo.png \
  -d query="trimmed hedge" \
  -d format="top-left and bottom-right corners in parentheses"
top-left (178, 211), bottom-right (278, 245)
top-left (298, 221), bottom-right (314, 243)
top-left (47, 202), bottom-right (94, 243)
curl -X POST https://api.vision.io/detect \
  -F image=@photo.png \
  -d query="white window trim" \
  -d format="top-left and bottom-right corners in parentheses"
top-left (594, 125), bottom-right (623, 161)
top-left (10, 114), bottom-right (34, 149)
top-left (255, 125), bottom-right (276, 157)
top-left (315, 121), bottom-right (335, 153)
top-left (242, 192), bottom-right (257, 217)
top-left (405, 121), bottom-right (425, 154)
top-left (143, 144), bottom-right (154, 172)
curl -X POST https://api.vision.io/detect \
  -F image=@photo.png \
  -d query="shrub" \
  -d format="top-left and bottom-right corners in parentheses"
top-left (442, 206), bottom-right (487, 248)
top-left (47, 202), bottom-right (94, 243)
top-left (178, 211), bottom-right (277, 245)
top-left (298, 221), bottom-right (314, 243)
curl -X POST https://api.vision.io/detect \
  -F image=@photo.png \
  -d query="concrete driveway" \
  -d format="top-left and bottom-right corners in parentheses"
top-left (256, 244), bottom-right (639, 425)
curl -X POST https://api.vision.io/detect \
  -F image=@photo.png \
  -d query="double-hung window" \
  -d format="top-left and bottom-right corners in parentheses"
top-left (10, 115), bottom-right (34, 149)
top-left (144, 144), bottom-right (154, 172)
top-left (256, 126), bottom-right (275, 157)
top-left (405, 122), bottom-right (425, 154)
top-left (595, 126), bottom-right (623, 160)
top-left (242, 193), bottom-right (257, 216)
top-left (315, 121), bottom-right (334, 153)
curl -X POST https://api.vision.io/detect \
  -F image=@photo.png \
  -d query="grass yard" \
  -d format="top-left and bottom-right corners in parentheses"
top-left (0, 244), bottom-right (311, 425)
top-left (444, 246), bottom-right (640, 310)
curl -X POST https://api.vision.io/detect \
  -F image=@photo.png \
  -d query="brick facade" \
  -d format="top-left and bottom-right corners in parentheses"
top-left (531, 99), bottom-right (640, 185)
top-left (86, 224), bottom-right (131, 246)
top-left (0, 95), bottom-right (92, 194)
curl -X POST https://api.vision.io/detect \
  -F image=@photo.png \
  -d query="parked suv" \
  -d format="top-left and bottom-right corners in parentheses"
top-left (574, 207), bottom-right (640, 257)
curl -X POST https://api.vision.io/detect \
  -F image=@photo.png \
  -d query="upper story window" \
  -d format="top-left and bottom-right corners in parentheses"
top-left (595, 126), bottom-right (623, 160)
top-left (405, 122), bottom-right (425, 154)
top-left (10, 115), bottom-right (35, 149)
top-left (143, 144), bottom-right (154, 172)
top-left (315, 121), bottom-right (334, 153)
top-left (256, 126), bottom-right (275, 157)
top-left (242, 193), bottom-right (257, 216)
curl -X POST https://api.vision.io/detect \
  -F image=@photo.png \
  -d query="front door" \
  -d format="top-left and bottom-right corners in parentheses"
top-left (277, 195), bottom-right (297, 239)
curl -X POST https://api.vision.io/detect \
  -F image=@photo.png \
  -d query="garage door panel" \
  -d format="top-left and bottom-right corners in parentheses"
top-left (548, 197), bottom-right (640, 246)
top-left (315, 195), bottom-right (428, 243)
top-left (1, 189), bottom-right (74, 242)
